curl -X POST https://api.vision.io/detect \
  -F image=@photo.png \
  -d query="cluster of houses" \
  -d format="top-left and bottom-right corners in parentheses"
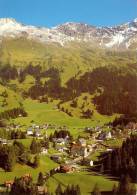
top-left (53, 137), bottom-right (69, 153)
top-left (26, 123), bottom-right (70, 139)
top-left (52, 136), bottom-right (94, 158)
top-left (0, 138), bottom-right (12, 145)
top-left (27, 124), bottom-right (48, 138)
top-left (97, 131), bottom-right (112, 141)
top-left (70, 138), bottom-right (89, 157)
top-left (1, 120), bottom-right (137, 194)
top-left (50, 136), bottom-right (95, 170)
top-left (85, 125), bottom-right (113, 141)
top-left (5, 174), bottom-right (48, 194)
top-left (125, 122), bottom-right (137, 131)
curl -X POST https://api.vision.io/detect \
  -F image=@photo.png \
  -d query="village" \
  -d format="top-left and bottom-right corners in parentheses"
top-left (0, 120), bottom-right (136, 194)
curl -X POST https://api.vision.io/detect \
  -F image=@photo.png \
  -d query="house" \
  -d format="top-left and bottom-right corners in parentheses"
top-left (22, 174), bottom-right (32, 182)
top-left (54, 166), bottom-right (60, 172)
top-left (70, 144), bottom-right (88, 157)
top-left (35, 129), bottom-right (41, 137)
top-left (97, 131), bottom-right (112, 140)
top-left (27, 128), bottom-right (33, 136)
top-left (106, 132), bottom-right (112, 139)
top-left (41, 147), bottom-right (48, 155)
top-left (37, 186), bottom-right (48, 195)
top-left (78, 138), bottom-right (86, 147)
top-left (60, 165), bottom-right (75, 173)
top-left (106, 148), bottom-right (113, 152)
top-left (53, 138), bottom-right (67, 145)
top-left (90, 160), bottom-right (94, 167)
top-left (0, 138), bottom-right (12, 145)
top-left (5, 181), bottom-right (14, 188)
top-left (126, 122), bottom-right (137, 130)
top-left (0, 138), bottom-right (7, 145)
top-left (50, 155), bottom-right (62, 163)
top-left (87, 145), bottom-right (93, 152)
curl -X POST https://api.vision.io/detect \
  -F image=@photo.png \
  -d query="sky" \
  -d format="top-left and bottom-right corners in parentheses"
top-left (0, 0), bottom-right (137, 27)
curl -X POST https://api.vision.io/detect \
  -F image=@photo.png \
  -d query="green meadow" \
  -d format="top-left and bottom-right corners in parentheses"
top-left (14, 99), bottom-right (115, 127)
top-left (0, 156), bottom-right (58, 185)
top-left (47, 172), bottom-right (117, 195)
top-left (0, 39), bottom-right (135, 194)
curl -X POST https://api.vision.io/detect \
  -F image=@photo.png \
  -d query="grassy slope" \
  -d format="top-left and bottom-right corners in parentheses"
top-left (0, 155), bottom-right (58, 184)
top-left (1, 38), bottom-right (137, 123)
top-left (9, 75), bottom-right (35, 92)
top-left (0, 39), bottom-right (136, 193)
top-left (1, 39), bottom-right (137, 84)
top-left (59, 93), bottom-right (119, 119)
top-left (47, 172), bottom-right (117, 195)
top-left (14, 99), bottom-right (115, 137)
top-left (0, 84), bottom-right (22, 112)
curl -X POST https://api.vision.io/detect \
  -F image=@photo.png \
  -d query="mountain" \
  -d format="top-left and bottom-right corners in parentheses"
top-left (0, 18), bottom-right (137, 49)
top-left (0, 19), bottom-right (136, 123)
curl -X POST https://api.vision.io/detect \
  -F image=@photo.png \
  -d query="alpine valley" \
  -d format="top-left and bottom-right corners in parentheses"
top-left (0, 18), bottom-right (137, 195)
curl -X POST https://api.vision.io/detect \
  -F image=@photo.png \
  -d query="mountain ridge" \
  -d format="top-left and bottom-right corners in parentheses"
top-left (0, 18), bottom-right (137, 49)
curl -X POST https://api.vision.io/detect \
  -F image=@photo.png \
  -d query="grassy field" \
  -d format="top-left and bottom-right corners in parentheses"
top-left (16, 138), bottom-right (33, 148)
top-left (13, 98), bottom-right (116, 137)
top-left (1, 39), bottom-right (137, 85)
top-left (0, 155), bottom-right (58, 185)
top-left (0, 37), bottom-right (136, 194)
top-left (0, 84), bottom-right (22, 112)
top-left (47, 171), bottom-right (118, 195)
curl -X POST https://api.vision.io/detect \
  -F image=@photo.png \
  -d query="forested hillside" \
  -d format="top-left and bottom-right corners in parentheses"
top-left (0, 40), bottom-right (136, 122)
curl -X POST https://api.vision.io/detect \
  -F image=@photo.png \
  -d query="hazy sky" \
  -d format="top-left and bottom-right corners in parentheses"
top-left (0, 0), bottom-right (137, 27)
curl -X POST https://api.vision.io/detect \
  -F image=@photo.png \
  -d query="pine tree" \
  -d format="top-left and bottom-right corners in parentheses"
top-left (33, 155), bottom-right (40, 168)
top-left (112, 184), bottom-right (118, 195)
top-left (100, 164), bottom-right (104, 173)
top-left (5, 146), bottom-right (16, 171)
top-left (118, 174), bottom-right (132, 194)
top-left (30, 139), bottom-right (41, 154)
top-left (37, 172), bottom-right (44, 186)
top-left (92, 183), bottom-right (101, 195)
top-left (30, 139), bottom-right (37, 154)
top-left (76, 184), bottom-right (81, 195)
top-left (106, 152), bottom-right (111, 171)
top-left (55, 184), bottom-right (63, 195)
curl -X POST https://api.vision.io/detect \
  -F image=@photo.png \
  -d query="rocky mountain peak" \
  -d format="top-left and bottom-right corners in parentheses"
top-left (0, 18), bottom-right (19, 25)
top-left (0, 18), bottom-right (136, 50)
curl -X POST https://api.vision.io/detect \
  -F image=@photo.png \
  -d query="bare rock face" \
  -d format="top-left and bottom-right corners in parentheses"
top-left (0, 18), bottom-right (137, 50)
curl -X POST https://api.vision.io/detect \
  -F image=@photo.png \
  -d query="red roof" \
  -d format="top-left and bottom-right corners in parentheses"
top-left (60, 165), bottom-right (72, 172)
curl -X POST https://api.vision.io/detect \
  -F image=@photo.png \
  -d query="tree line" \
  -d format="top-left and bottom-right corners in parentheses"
top-left (49, 130), bottom-right (71, 140)
top-left (0, 63), bottom-right (137, 117)
top-left (0, 140), bottom-right (41, 171)
top-left (10, 174), bottom-right (136, 195)
top-left (95, 135), bottom-right (137, 182)
top-left (0, 107), bottom-right (27, 120)
top-left (65, 66), bottom-right (137, 116)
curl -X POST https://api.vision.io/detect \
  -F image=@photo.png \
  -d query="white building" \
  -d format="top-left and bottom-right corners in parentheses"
top-left (41, 148), bottom-right (48, 155)
top-left (27, 128), bottom-right (33, 136)
top-left (90, 160), bottom-right (94, 167)
top-left (106, 132), bottom-right (112, 139)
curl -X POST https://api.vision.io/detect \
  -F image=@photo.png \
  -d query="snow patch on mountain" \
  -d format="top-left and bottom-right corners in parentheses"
top-left (133, 18), bottom-right (137, 23)
top-left (0, 18), bottom-right (137, 49)
top-left (105, 34), bottom-right (125, 47)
